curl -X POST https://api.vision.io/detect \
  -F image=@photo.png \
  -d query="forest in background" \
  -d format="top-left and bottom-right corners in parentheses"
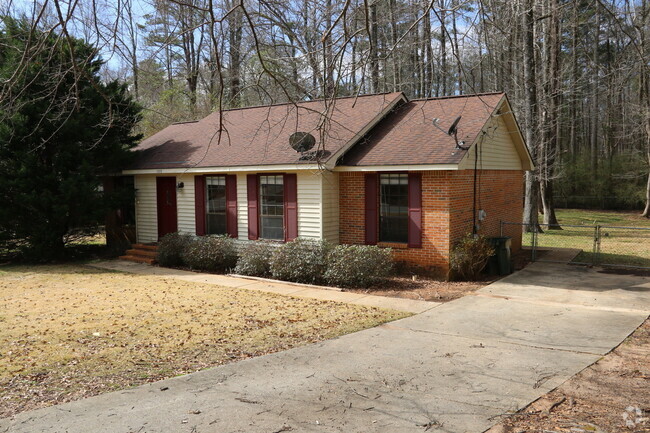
top-left (3, 0), bottom-right (650, 223)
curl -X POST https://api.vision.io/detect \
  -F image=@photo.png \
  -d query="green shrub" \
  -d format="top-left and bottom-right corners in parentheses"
top-left (324, 244), bottom-right (393, 288)
top-left (234, 241), bottom-right (275, 277)
top-left (269, 238), bottom-right (332, 284)
top-left (449, 234), bottom-right (494, 281)
top-left (157, 232), bottom-right (192, 267)
top-left (182, 235), bottom-right (238, 272)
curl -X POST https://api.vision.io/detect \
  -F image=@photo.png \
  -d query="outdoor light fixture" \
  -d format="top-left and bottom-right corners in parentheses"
top-left (177, 182), bottom-right (184, 189)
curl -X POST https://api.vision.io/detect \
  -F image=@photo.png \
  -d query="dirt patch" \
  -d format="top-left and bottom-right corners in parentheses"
top-left (345, 275), bottom-right (495, 302)
top-left (0, 264), bottom-right (408, 418)
top-left (488, 317), bottom-right (650, 433)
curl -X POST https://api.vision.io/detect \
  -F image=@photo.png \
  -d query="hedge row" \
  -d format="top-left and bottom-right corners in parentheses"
top-left (157, 233), bottom-right (393, 288)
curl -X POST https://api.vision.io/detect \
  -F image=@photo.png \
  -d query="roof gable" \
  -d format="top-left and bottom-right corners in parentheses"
top-left (457, 96), bottom-right (534, 171)
top-left (338, 93), bottom-right (507, 167)
top-left (129, 92), bottom-right (405, 171)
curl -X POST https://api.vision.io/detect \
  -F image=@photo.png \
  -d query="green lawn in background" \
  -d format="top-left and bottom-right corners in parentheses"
top-left (524, 209), bottom-right (650, 267)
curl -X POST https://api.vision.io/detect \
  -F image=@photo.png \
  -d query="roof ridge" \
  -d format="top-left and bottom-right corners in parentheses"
top-left (205, 92), bottom-right (404, 115)
top-left (409, 92), bottom-right (504, 102)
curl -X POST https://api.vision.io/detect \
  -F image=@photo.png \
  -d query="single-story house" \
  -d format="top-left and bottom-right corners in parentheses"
top-left (110, 91), bottom-right (533, 275)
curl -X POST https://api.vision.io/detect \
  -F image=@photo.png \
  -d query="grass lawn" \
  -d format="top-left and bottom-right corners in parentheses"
top-left (0, 264), bottom-right (409, 418)
top-left (524, 209), bottom-right (650, 268)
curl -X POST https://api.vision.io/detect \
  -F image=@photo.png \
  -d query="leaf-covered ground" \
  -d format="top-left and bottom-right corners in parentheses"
top-left (0, 264), bottom-right (409, 418)
top-left (489, 317), bottom-right (650, 433)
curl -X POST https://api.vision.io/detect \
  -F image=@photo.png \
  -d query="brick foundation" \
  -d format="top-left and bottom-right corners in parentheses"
top-left (339, 170), bottom-right (524, 275)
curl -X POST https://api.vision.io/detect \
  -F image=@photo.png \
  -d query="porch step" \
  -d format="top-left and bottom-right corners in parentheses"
top-left (118, 254), bottom-right (156, 265)
top-left (131, 243), bottom-right (159, 252)
top-left (125, 248), bottom-right (157, 259)
top-left (119, 243), bottom-right (158, 265)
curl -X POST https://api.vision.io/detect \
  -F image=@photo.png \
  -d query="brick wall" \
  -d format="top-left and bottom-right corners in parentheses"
top-left (339, 169), bottom-right (525, 275)
top-left (448, 170), bottom-right (525, 252)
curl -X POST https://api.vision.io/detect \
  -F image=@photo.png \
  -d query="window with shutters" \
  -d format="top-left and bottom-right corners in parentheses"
top-left (259, 175), bottom-right (284, 240)
top-left (206, 176), bottom-right (227, 235)
top-left (379, 173), bottom-right (408, 243)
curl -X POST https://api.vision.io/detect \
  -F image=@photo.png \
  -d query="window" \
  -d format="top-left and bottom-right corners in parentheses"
top-left (259, 175), bottom-right (284, 240)
top-left (206, 176), bottom-right (226, 234)
top-left (379, 173), bottom-right (408, 243)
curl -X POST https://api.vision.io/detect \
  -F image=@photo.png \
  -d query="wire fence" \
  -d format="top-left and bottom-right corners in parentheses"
top-left (501, 222), bottom-right (650, 269)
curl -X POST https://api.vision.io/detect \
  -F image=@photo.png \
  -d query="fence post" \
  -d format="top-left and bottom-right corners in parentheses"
top-left (531, 224), bottom-right (537, 262)
top-left (593, 225), bottom-right (601, 266)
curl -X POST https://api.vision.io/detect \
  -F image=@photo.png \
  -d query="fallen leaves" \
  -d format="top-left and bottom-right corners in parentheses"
top-left (0, 264), bottom-right (408, 418)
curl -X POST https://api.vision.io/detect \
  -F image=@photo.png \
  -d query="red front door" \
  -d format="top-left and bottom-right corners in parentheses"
top-left (156, 177), bottom-right (178, 239)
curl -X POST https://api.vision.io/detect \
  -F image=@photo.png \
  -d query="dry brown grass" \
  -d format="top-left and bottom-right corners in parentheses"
top-left (0, 264), bottom-right (409, 417)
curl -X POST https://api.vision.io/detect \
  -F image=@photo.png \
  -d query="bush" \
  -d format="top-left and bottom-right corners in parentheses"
top-left (157, 232), bottom-right (192, 267)
top-left (182, 235), bottom-right (238, 272)
top-left (269, 238), bottom-right (332, 284)
top-left (324, 245), bottom-right (393, 288)
top-left (449, 234), bottom-right (494, 281)
top-left (234, 241), bottom-right (275, 277)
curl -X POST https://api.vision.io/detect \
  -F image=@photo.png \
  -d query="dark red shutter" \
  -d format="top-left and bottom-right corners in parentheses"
top-left (284, 173), bottom-right (298, 242)
top-left (364, 173), bottom-right (378, 245)
top-left (408, 172), bottom-right (422, 248)
top-left (247, 174), bottom-right (259, 240)
top-left (226, 175), bottom-right (238, 238)
top-left (194, 175), bottom-right (206, 236)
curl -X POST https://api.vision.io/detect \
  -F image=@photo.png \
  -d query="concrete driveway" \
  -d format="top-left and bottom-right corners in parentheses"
top-left (2, 262), bottom-right (649, 433)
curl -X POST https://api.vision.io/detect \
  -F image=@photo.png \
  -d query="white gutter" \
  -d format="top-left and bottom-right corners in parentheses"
top-left (123, 164), bottom-right (321, 175)
top-left (334, 164), bottom-right (459, 172)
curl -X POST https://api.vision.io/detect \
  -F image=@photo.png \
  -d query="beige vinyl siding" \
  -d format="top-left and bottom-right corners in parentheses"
top-left (134, 175), bottom-right (158, 243)
top-left (134, 170), bottom-right (332, 244)
top-left (296, 171), bottom-right (322, 240)
top-left (458, 115), bottom-right (523, 170)
top-left (176, 175), bottom-right (195, 235)
top-left (321, 171), bottom-right (340, 243)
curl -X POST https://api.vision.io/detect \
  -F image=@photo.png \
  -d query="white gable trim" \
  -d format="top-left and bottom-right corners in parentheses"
top-left (325, 93), bottom-right (409, 170)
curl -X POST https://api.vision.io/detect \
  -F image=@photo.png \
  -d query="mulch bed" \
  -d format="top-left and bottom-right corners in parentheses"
top-left (345, 248), bottom-right (537, 303)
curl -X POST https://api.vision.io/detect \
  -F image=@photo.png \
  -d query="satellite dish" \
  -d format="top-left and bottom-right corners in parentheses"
top-left (289, 132), bottom-right (316, 153)
top-left (447, 116), bottom-right (462, 136)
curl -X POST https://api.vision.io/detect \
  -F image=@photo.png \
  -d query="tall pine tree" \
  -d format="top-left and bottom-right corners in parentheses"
top-left (0, 17), bottom-right (142, 259)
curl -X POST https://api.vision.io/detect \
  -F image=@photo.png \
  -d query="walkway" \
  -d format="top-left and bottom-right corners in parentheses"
top-left (2, 260), bottom-right (649, 433)
top-left (88, 260), bottom-right (439, 314)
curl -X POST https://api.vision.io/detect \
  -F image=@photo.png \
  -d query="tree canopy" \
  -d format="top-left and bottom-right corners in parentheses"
top-left (0, 17), bottom-right (142, 259)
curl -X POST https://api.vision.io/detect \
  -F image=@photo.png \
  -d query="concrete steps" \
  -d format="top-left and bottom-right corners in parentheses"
top-left (119, 243), bottom-right (158, 265)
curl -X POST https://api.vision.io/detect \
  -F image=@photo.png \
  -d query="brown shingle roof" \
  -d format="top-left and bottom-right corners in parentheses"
top-left (339, 93), bottom-right (505, 166)
top-left (129, 92), bottom-right (404, 170)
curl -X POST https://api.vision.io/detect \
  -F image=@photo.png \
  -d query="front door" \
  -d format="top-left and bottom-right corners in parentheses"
top-left (156, 177), bottom-right (178, 239)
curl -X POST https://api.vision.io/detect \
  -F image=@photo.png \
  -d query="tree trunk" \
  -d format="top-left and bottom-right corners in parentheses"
top-left (228, 4), bottom-right (243, 106)
top-left (451, 5), bottom-right (462, 94)
top-left (522, 0), bottom-right (540, 232)
top-left (324, 0), bottom-right (334, 96)
top-left (389, 0), bottom-right (400, 91)
top-left (542, 0), bottom-right (561, 228)
top-left (423, 1), bottom-right (433, 97)
top-left (439, 1), bottom-right (447, 96)
top-left (590, 0), bottom-right (600, 180)
top-left (641, 0), bottom-right (650, 217)
top-left (370, 2), bottom-right (379, 93)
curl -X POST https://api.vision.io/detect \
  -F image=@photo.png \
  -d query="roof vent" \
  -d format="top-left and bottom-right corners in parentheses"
top-left (298, 150), bottom-right (331, 161)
